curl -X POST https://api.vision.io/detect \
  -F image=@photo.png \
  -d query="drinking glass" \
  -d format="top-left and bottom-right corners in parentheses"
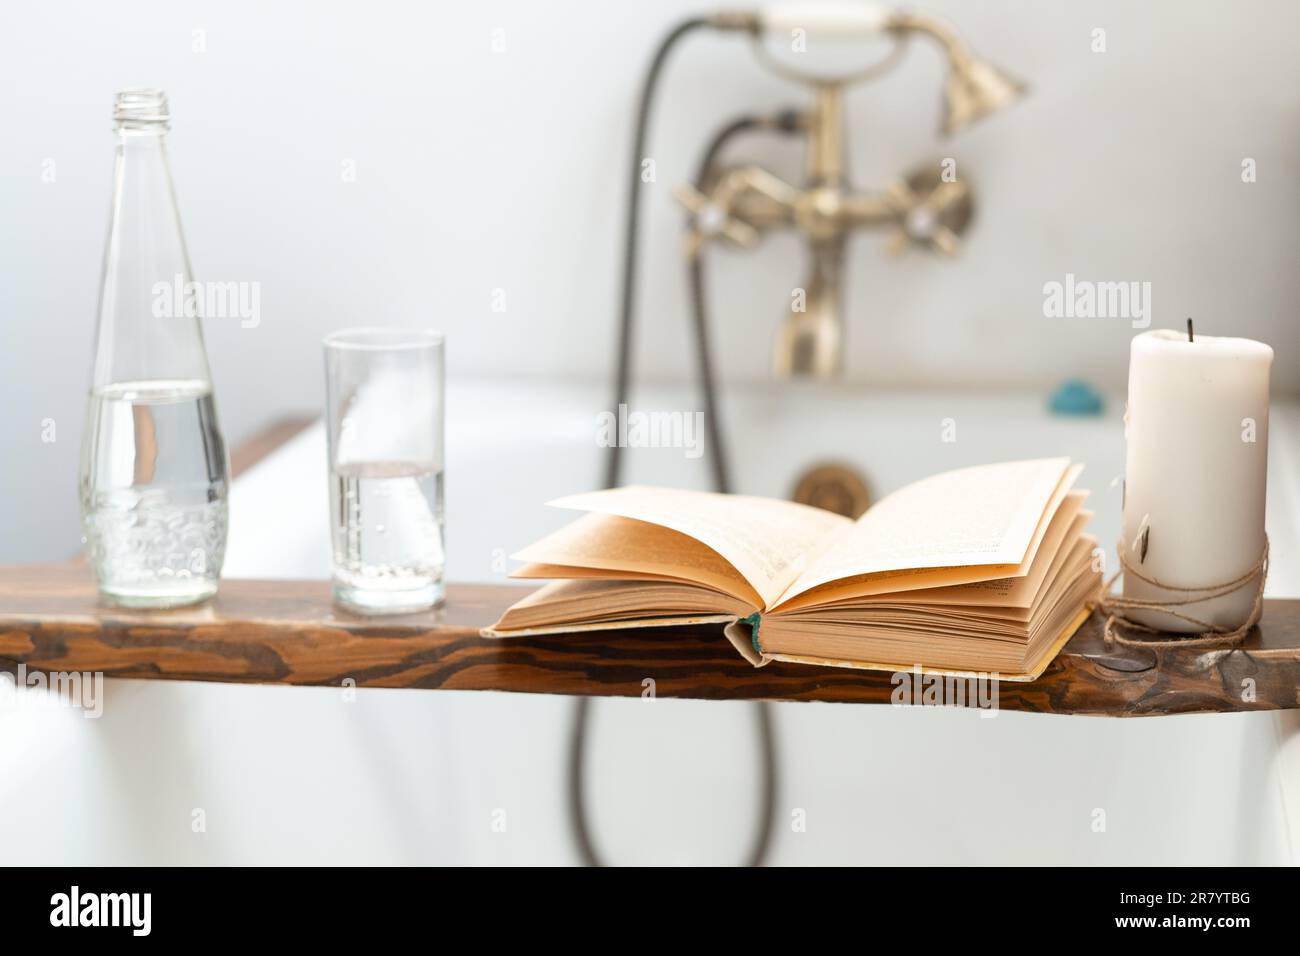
top-left (324, 328), bottom-right (445, 613)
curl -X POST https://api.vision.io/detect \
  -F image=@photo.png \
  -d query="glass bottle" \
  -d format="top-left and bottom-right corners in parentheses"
top-left (80, 89), bottom-right (229, 607)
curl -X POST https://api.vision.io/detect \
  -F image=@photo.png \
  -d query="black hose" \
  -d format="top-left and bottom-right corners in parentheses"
top-left (685, 117), bottom-right (756, 494)
top-left (682, 114), bottom-right (795, 868)
top-left (603, 16), bottom-right (708, 491)
top-left (574, 16), bottom-right (711, 870)
top-left (570, 17), bottom-right (802, 862)
top-left (686, 109), bottom-right (801, 495)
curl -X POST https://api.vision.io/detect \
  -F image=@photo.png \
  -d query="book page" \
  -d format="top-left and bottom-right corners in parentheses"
top-left (772, 562), bottom-right (1020, 613)
top-left (778, 458), bottom-right (1072, 603)
top-left (809, 499), bottom-right (1089, 611)
top-left (513, 562), bottom-right (694, 584)
top-left (773, 466), bottom-right (1083, 611)
top-left (916, 504), bottom-right (1090, 609)
top-left (487, 578), bottom-right (748, 633)
top-left (511, 512), bottom-right (763, 607)
top-left (547, 486), bottom-right (851, 609)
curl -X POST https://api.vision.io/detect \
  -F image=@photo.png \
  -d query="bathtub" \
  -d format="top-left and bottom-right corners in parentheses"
top-left (3, 379), bottom-right (1299, 864)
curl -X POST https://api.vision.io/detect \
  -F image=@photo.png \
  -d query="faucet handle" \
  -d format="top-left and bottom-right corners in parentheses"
top-left (884, 169), bottom-right (972, 257)
top-left (674, 183), bottom-right (759, 257)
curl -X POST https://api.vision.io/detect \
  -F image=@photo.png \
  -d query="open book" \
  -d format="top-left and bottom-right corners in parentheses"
top-left (485, 458), bottom-right (1103, 680)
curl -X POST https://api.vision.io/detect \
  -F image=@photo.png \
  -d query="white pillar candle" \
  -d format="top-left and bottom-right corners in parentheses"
top-left (1122, 328), bottom-right (1273, 632)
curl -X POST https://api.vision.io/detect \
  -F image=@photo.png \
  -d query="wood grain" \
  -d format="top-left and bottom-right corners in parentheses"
top-left (2, 563), bottom-right (1298, 716)
top-left (229, 415), bottom-right (316, 479)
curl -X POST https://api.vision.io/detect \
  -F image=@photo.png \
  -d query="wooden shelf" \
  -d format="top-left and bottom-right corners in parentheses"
top-left (2, 563), bottom-right (1298, 716)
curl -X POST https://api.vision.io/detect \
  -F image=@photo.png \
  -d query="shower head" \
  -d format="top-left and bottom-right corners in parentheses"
top-left (939, 46), bottom-right (1027, 136)
top-left (885, 8), bottom-right (1028, 135)
top-left (752, 4), bottom-right (1027, 133)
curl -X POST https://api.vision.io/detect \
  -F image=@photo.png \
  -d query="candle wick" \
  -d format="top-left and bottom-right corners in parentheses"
top-left (1187, 317), bottom-right (1194, 342)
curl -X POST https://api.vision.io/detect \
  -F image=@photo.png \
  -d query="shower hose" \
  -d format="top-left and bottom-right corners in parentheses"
top-left (568, 16), bottom-right (802, 867)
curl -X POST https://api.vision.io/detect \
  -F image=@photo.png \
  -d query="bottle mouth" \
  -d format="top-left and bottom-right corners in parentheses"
top-left (114, 89), bottom-right (169, 130)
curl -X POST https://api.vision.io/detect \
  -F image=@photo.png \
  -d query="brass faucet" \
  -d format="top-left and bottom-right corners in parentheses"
top-left (675, 7), bottom-right (1025, 378)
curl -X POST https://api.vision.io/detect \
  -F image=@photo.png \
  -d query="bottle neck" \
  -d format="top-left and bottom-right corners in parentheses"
top-left (117, 126), bottom-right (167, 143)
top-left (91, 102), bottom-right (209, 390)
top-left (111, 89), bottom-right (174, 217)
top-left (114, 127), bottom-right (172, 190)
top-left (108, 90), bottom-right (175, 186)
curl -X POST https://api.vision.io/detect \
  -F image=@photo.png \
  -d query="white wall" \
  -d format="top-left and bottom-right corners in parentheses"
top-left (2, 0), bottom-right (1297, 558)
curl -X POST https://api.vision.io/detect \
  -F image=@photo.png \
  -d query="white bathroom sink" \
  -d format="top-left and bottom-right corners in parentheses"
top-left (3, 379), bottom-right (1299, 864)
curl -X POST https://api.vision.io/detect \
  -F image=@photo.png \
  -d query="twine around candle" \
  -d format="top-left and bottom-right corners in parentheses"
top-left (1097, 536), bottom-right (1269, 648)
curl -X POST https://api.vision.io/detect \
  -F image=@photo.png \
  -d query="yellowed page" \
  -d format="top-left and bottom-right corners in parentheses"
top-left (813, 504), bottom-right (1089, 612)
top-left (779, 457), bottom-right (1072, 603)
top-left (547, 486), bottom-right (851, 609)
top-left (510, 512), bottom-right (762, 606)
top-left (513, 562), bottom-right (690, 584)
top-left (771, 563), bottom-right (1018, 613)
top-left (773, 466), bottom-right (1083, 611)
top-left (935, 508), bottom-right (1091, 609)
top-left (487, 578), bottom-right (749, 632)
top-left (752, 605), bottom-right (1094, 682)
